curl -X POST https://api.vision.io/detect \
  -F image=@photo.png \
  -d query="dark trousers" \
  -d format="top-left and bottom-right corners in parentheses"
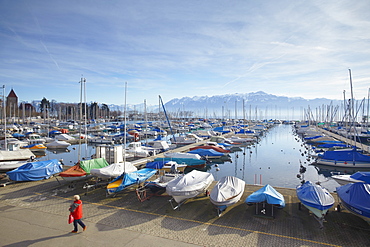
top-left (73, 219), bottom-right (86, 231)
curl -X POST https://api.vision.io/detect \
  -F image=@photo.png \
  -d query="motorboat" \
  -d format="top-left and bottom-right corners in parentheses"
top-left (0, 160), bottom-right (28, 172)
top-left (189, 145), bottom-right (230, 153)
top-left (154, 157), bottom-right (206, 169)
top-left (45, 140), bottom-right (71, 149)
top-left (245, 184), bottom-right (285, 218)
top-left (144, 173), bottom-right (183, 194)
top-left (145, 160), bottom-right (187, 174)
top-left (315, 148), bottom-right (370, 168)
top-left (336, 182), bottom-right (370, 219)
top-left (0, 149), bottom-right (35, 162)
top-left (166, 170), bottom-right (214, 209)
top-left (210, 176), bottom-right (245, 216)
top-left (90, 162), bottom-right (137, 179)
top-left (125, 142), bottom-right (156, 158)
top-left (187, 148), bottom-right (229, 159)
top-left (21, 143), bottom-right (47, 151)
top-left (6, 159), bottom-right (63, 181)
top-left (296, 181), bottom-right (335, 228)
top-left (106, 168), bottom-right (157, 195)
top-left (331, 171), bottom-right (370, 186)
top-left (164, 152), bottom-right (202, 160)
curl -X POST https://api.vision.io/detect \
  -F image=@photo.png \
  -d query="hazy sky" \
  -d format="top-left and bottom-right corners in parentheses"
top-left (1, 0), bottom-right (370, 106)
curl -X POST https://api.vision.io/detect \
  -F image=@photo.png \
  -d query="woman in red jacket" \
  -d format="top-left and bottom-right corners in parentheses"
top-left (69, 195), bottom-right (86, 233)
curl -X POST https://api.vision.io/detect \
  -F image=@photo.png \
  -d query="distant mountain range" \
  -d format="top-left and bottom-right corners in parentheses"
top-left (161, 91), bottom-right (342, 119)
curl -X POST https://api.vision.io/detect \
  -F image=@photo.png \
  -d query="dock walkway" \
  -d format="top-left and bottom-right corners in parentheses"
top-left (1, 175), bottom-right (369, 246)
top-left (318, 128), bottom-right (370, 152)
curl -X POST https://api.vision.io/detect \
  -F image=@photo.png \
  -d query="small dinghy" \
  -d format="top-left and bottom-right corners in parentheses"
top-left (166, 170), bottom-right (214, 210)
top-left (245, 184), bottom-right (285, 218)
top-left (296, 181), bottom-right (335, 228)
top-left (59, 158), bottom-right (109, 182)
top-left (210, 176), bottom-right (245, 216)
top-left (106, 168), bottom-right (157, 195)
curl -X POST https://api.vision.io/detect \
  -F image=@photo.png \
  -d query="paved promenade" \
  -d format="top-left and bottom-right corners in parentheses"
top-left (1, 176), bottom-right (369, 247)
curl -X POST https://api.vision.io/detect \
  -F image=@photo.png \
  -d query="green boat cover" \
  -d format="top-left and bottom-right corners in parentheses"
top-left (80, 158), bottom-right (109, 174)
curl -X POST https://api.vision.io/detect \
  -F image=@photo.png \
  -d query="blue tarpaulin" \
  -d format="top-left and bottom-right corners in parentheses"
top-left (319, 148), bottom-right (370, 162)
top-left (296, 181), bottom-right (334, 210)
top-left (146, 161), bottom-right (165, 169)
top-left (154, 157), bottom-right (205, 167)
top-left (188, 148), bottom-right (224, 157)
top-left (6, 159), bottom-right (62, 181)
top-left (245, 184), bottom-right (285, 208)
top-left (337, 183), bottom-right (370, 218)
top-left (107, 168), bottom-right (157, 194)
top-left (350, 172), bottom-right (370, 183)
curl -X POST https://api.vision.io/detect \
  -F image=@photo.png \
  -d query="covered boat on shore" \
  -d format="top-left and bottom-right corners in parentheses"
top-left (296, 181), bottom-right (335, 228)
top-left (106, 168), bottom-right (157, 195)
top-left (245, 184), bottom-right (285, 218)
top-left (90, 162), bottom-right (137, 179)
top-left (210, 176), bottom-right (245, 216)
top-left (59, 158), bottom-right (109, 181)
top-left (246, 184), bottom-right (285, 208)
top-left (166, 170), bottom-right (214, 209)
top-left (6, 159), bottom-right (63, 181)
top-left (336, 182), bottom-right (370, 219)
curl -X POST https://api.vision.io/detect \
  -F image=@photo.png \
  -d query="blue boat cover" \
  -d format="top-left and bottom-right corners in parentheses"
top-left (245, 184), bottom-right (285, 208)
top-left (146, 161), bottom-right (165, 169)
top-left (296, 181), bottom-right (334, 210)
top-left (154, 157), bottom-right (205, 167)
top-left (319, 148), bottom-right (370, 162)
top-left (107, 168), bottom-right (157, 194)
top-left (304, 135), bottom-right (323, 140)
top-left (350, 172), bottom-right (370, 183)
top-left (337, 183), bottom-right (370, 218)
top-left (6, 159), bottom-right (62, 181)
top-left (187, 148), bottom-right (224, 157)
top-left (316, 143), bottom-right (347, 148)
top-left (12, 133), bottom-right (25, 138)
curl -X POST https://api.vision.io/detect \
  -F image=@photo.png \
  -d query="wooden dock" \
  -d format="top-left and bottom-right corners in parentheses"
top-left (318, 128), bottom-right (370, 153)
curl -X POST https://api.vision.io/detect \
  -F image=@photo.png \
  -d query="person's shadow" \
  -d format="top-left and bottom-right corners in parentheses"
top-left (3, 233), bottom-right (73, 247)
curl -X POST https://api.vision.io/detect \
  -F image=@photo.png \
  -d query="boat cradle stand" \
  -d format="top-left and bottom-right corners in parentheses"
top-left (252, 202), bottom-right (276, 219)
top-left (168, 198), bottom-right (188, 211)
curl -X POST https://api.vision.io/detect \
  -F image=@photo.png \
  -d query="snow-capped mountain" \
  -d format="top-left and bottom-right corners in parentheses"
top-left (163, 91), bottom-right (342, 119)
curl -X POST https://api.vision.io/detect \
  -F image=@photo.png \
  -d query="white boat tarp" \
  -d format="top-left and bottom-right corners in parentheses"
top-left (210, 176), bottom-right (245, 206)
top-left (0, 149), bottom-right (34, 161)
top-left (164, 152), bottom-right (201, 160)
top-left (166, 170), bottom-right (214, 197)
top-left (90, 162), bottom-right (137, 179)
top-left (45, 140), bottom-right (71, 149)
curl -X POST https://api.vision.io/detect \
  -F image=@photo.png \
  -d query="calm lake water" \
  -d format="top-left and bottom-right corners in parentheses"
top-left (38, 124), bottom-right (343, 192)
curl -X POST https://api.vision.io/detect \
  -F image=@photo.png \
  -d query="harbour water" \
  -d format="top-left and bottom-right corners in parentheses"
top-left (33, 123), bottom-right (349, 192)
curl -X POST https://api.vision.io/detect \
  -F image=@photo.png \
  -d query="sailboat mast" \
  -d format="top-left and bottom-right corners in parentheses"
top-left (123, 82), bottom-right (127, 167)
top-left (78, 77), bottom-right (84, 162)
top-left (2, 85), bottom-right (6, 151)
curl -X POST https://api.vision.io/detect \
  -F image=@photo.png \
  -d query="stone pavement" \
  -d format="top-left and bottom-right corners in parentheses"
top-left (1, 176), bottom-right (370, 247)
